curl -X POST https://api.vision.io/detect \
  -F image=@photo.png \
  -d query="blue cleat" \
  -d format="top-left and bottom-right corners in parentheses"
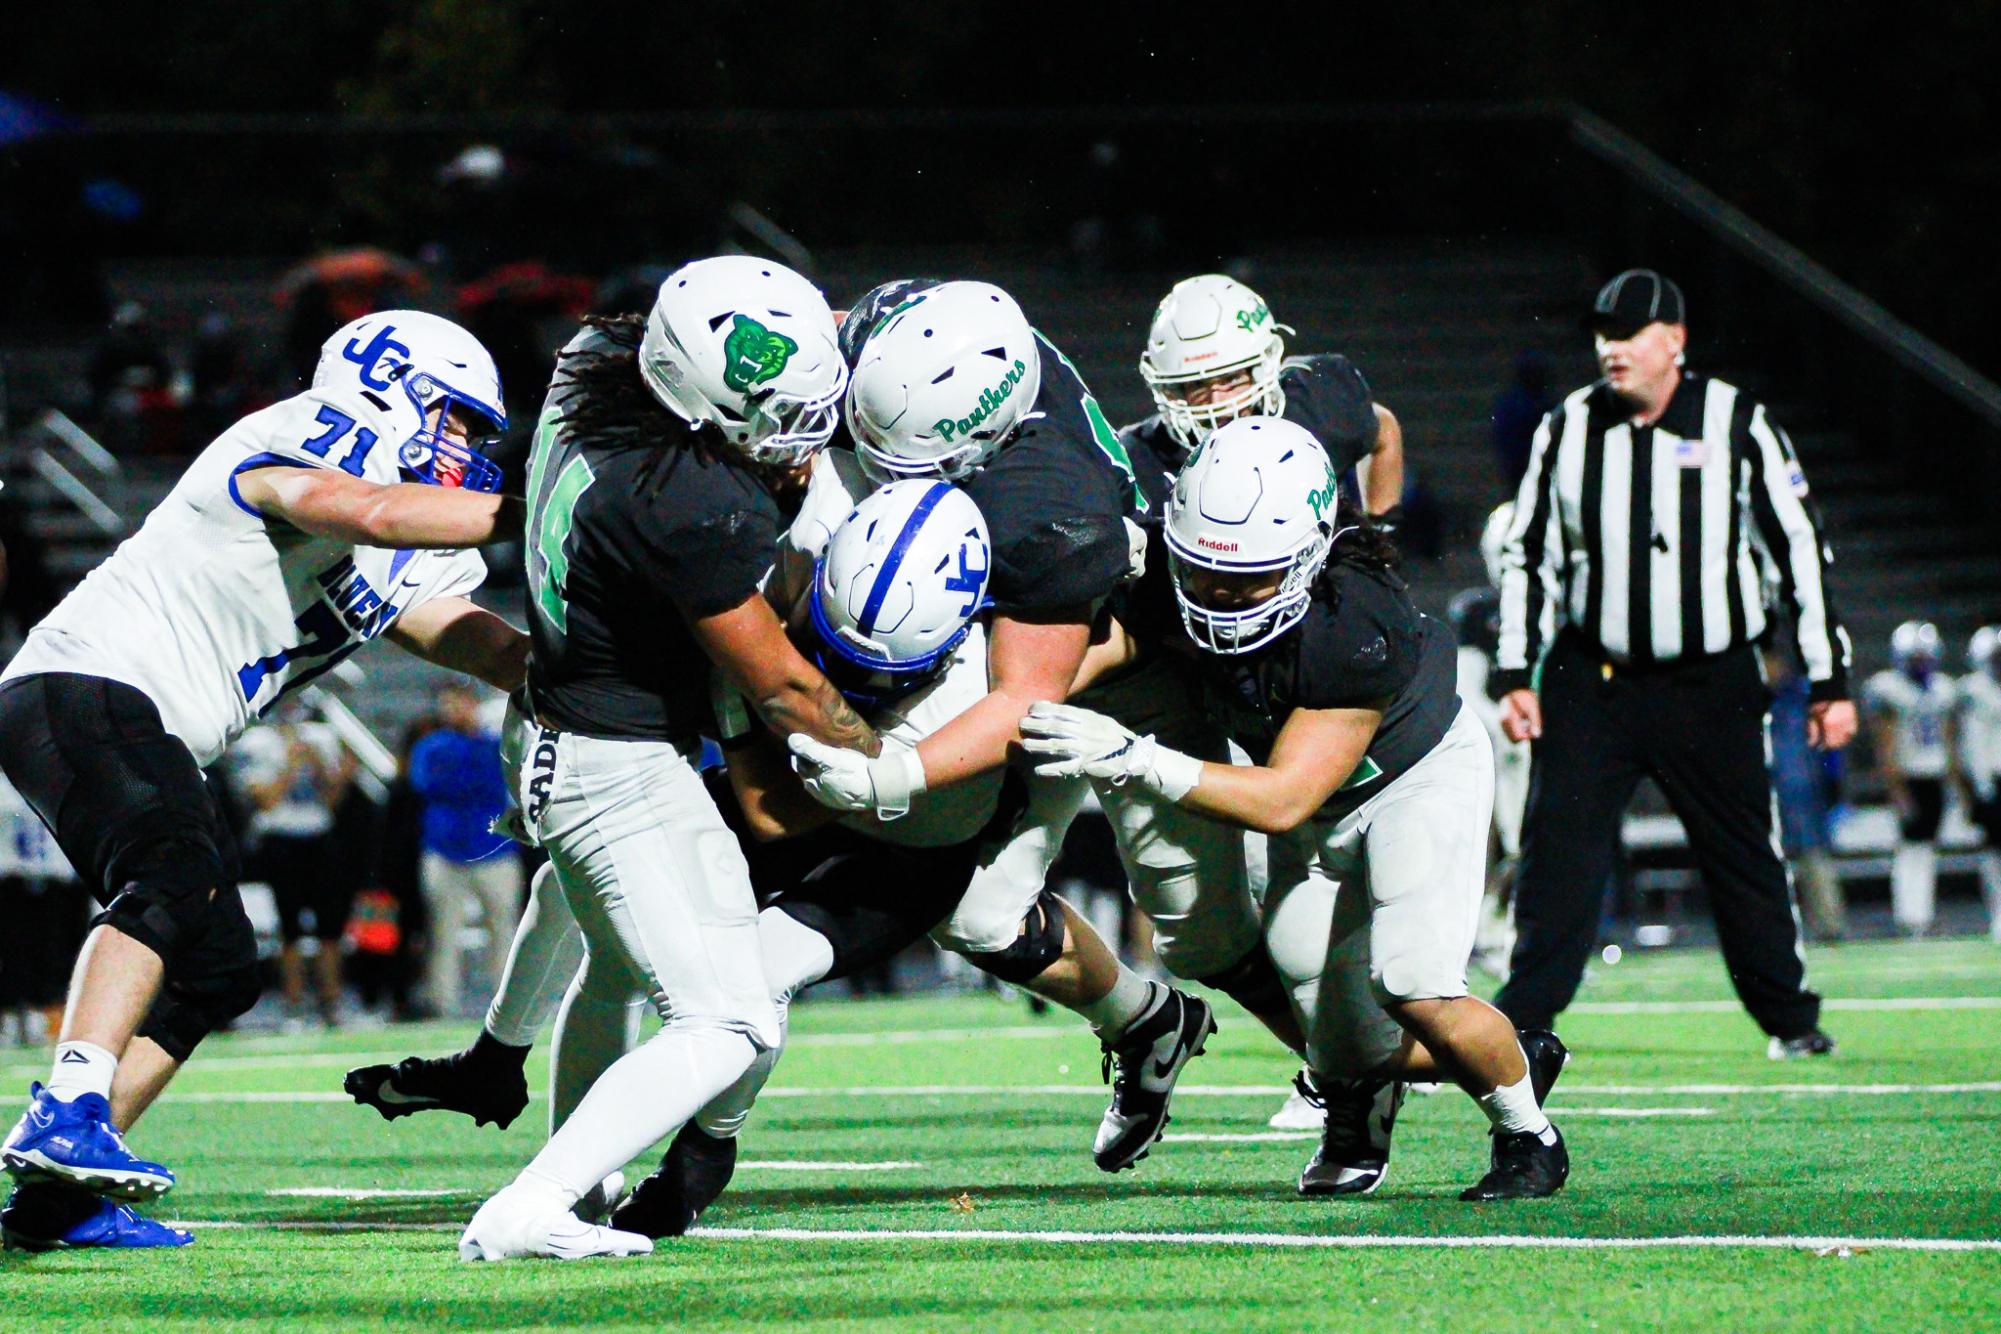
top-left (2, 1083), bottom-right (175, 1202)
top-left (2, 1183), bottom-right (193, 1251)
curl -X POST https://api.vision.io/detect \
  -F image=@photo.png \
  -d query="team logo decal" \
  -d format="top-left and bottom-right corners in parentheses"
top-left (722, 314), bottom-right (799, 393)
top-left (1234, 300), bottom-right (1271, 333)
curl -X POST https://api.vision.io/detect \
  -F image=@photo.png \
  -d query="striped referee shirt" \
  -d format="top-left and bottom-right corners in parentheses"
top-left (1492, 371), bottom-right (1852, 700)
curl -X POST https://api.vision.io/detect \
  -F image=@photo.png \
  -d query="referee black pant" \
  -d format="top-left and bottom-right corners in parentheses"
top-left (1494, 629), bottom-right (1821, 1039)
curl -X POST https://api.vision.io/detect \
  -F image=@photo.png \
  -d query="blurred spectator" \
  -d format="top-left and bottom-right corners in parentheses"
top-left (87, 301), bottom-right (185, 452)
top-left (233, 702), bottom-right (357, 1028)
top-left (1767, 644), bottom-right (1847, 940)
top-left (1490, 351), bottom-right (1555, 491)
top-left (0, 489), bottom-right (61, 649)
top-left (189, 310), bottom-right (272, 438)
top-left (277, 247), bottom-right (426, 388)
top-left (0, 770), bottom-right (89, 1046)
top-left (1957, 625), bottom-right (2001, 942)
top-left (1863, 622), bottom-right (1956, 937)
top-left (353, 717), bottom-right (442, 1021)
top-left (410, 685), bottom-right (519, 1016)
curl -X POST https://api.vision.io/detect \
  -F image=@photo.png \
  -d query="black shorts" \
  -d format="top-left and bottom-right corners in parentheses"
top-left (742, 825), bottom-right (980, 982)
top-left (254, 831), bottom-right (353, 943)
top-left (1900, 777), bottom-right (1946, 843)
top-left (0, 672), bottom-right (257, 1029)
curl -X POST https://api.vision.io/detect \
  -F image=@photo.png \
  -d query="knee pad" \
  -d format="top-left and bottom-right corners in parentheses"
top-left (956, 889), bottom-right (1066, 985)
top-left (1198, 944), bottom-right (1290, 1018)
top-left (95, 846), bottom-right (227, 963)
top-left (137, 963), bottom-right (262, 1062)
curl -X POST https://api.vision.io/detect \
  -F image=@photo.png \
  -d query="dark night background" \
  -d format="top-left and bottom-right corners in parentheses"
top-left (3, 3), bottom-right (1994, 372)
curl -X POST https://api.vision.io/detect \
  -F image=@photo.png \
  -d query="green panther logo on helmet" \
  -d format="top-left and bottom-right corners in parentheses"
top-left (721, 314), bottom-right (799, 394)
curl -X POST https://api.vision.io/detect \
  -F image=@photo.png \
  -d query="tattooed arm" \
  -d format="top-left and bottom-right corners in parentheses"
top-left (692, 592), bottom-right (881, 756)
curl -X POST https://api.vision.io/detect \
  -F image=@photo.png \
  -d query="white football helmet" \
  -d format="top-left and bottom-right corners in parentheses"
top-left (1164, 417), bottom-right (1339, 655)
top-left (807, 479), bottom-right (993, 705)
top-left (1480, 501), bottom-right (1516, 590)
top-left (1970, 625), bottom-right (2000, 675)
top-left (639, 256), bottom-right (847, 469)
top-left (844, 281), bottom-right (1042, 484)
top-left (1891, 620), bottom-right (1943, 677)
top-left (1139, 274), bottom-right (1294, 456)
top-left (312, 310), bottom-right (508, 492)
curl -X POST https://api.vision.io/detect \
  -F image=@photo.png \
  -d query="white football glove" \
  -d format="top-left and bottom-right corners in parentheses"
top-left (786, 734), bottom-right (926, 821)
top-left (1018, 701), bottom-right (1202, 801)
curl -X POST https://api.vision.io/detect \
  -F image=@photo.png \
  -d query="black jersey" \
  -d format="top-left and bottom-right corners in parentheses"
top-left (1197, 560), bottom-right (1459, 820)
top-left (1119, 353), bottom-right (1380, 515)
top-left (524, 328), bottom-right (785, 743)
top-left (841, 280), bottom-right (1145, 618)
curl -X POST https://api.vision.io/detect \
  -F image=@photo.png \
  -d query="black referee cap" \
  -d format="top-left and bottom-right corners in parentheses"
top-left (1586, 269), bottom-right (1686, 338)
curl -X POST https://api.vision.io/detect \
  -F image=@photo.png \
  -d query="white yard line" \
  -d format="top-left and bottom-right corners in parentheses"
top-left (268, 1188), bottom-right (463, 1199)
top-left (737, 1161), bottom-right (925, 1171)
top-left (164, 1219), bottom-right (2001, 1252)
top-left (1164, 1109), bottom-right (1716, 1142)
top-left (161, 1081), bottom-right (2001, 1104)
top-left (1569, 996), bottom-right (2001, 1015)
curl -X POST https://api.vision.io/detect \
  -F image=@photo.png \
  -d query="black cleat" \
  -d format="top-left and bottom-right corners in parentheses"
top-left (1459, 1125), bottom-right (1569, 1201)
top-left (1518, 1028), bottom-right (1570, 1106)
top-left (2, 1180), bottom-right (103, 1252)
top-left (344, 1032), bottom-right (530, 1130)
top-left (610, 1122), bottom-right (739, 1239)
top-left (1092, 987), bottom-right (1217, 1173)
top-left (1296, 1073), bottom-right (1404, 1197)
top-left (1767, 1030), bottom-right (1837, 1061)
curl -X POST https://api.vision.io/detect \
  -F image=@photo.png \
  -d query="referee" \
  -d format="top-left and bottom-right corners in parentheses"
top-left (1490, 269), bottom-right (1858, 1058)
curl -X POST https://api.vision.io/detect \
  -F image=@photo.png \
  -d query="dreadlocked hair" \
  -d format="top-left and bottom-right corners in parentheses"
top-left (550, 315), bottom-right (724, 484)
top-left (1312, 495), bottom-right (1402, 610)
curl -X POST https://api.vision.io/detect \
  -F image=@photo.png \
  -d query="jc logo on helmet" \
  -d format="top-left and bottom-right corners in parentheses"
top-left (342, 325), bottom-right (412, 392)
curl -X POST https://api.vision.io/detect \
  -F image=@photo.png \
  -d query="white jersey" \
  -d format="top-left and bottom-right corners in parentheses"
top-left (231, 720), bottom-right (344, 840)
top-left (767, 449), bottom-right (999, 848)
top-left (1862, 670), bottom-right (1957, 779)
top-left (1456, 644), bottom-right (1530, 857)
top-left (1958, 671), bottom-right (2001, 795)
top-left (838, 624), bottom-right (999, 848)
top-left (3, 387), bottom-right (488, 767)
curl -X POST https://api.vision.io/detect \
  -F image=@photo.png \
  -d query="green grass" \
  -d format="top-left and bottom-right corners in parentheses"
top-left (5, 939), bottom-right (1999, 1332)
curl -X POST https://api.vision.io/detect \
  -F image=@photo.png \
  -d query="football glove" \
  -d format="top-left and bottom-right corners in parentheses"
top-left (786, 734), bottom-right (926, 821)
top-left (1018, 701), bottom-right (1202, 801)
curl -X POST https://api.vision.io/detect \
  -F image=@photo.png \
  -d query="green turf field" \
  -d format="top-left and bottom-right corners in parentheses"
top-left (4, 938), bottom-right (1998, 1332)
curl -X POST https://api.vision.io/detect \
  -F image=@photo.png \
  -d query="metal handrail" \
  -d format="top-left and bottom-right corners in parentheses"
top-left (1567, 109), bottom-right (2001, 429)
top-left (27, 448), bottom-right (123, 536)
top-left (37, 408), bottom-right (123, 478)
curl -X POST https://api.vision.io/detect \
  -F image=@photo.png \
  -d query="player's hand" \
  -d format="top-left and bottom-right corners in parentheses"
top-left (1019, 702), bottom-right (1201, 800)
top-left (1499, 689), bottom-right (1543, 743)
top-left (1808, 698), bottom-right (1857, 751)
top-left (786, 734), bottom-right (925, 821)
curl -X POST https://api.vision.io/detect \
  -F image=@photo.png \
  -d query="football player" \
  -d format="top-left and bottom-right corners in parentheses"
top-left (0, 311), bottom-right (527, 1250)
top-left (1022, 418), bottom-right (1569, 1201)
top-left (359, 479), bottom-right (1047, 1240)
top-left (1958, 627), bottom-right (2001, 941)
top-left (456, 256), bottom-right (896, 1262)
top-left (790, 280), bottom-right (1232, 1173)
top-left (1864, 622), bottom-right (1958, 936)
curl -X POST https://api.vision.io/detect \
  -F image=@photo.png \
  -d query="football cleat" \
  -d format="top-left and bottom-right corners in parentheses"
top-left (1767, 1030), bottom-right (1837, 1061)
top-left (1093, 987), bottom-right (1217, 1173)
top-left (3, 1182), bottom-right (192, 1250)
top-left (1459, 1124), bottom-right (1569, 1201)
top-left (1296, 1074), bottom-right (1404, 1197)
top-left (2, 1083), bottom-right (174, 1201)
top-left (459, 1183), bottom-right (654, 1262)
top-left (345, 1033), bottom-right (531, 1129)
top-left (610, 1122), bottom-right (739, 1239)
top-left (1267, 1075), bottom-right (1327, 1131)
top-left (1519, 1028), bottom-right (1570, 1105)
top-left (573, 1171), bottom-right (627, 1225)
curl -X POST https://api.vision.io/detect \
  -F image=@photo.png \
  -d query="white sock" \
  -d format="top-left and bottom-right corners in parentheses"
top-left (484, 862), bottom-right (586, 1049)
top-left (1891, 842), bottom-right (1937, 931)
top-left (1077, 970), bottom-right (1159, 1040)
top-left (47, 1041), bottom-right (117, 1103)
top-left (1476, 1068), bottom-right (1555, 1143)
top-left (522, 1025), bottom-right (758, 1202)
